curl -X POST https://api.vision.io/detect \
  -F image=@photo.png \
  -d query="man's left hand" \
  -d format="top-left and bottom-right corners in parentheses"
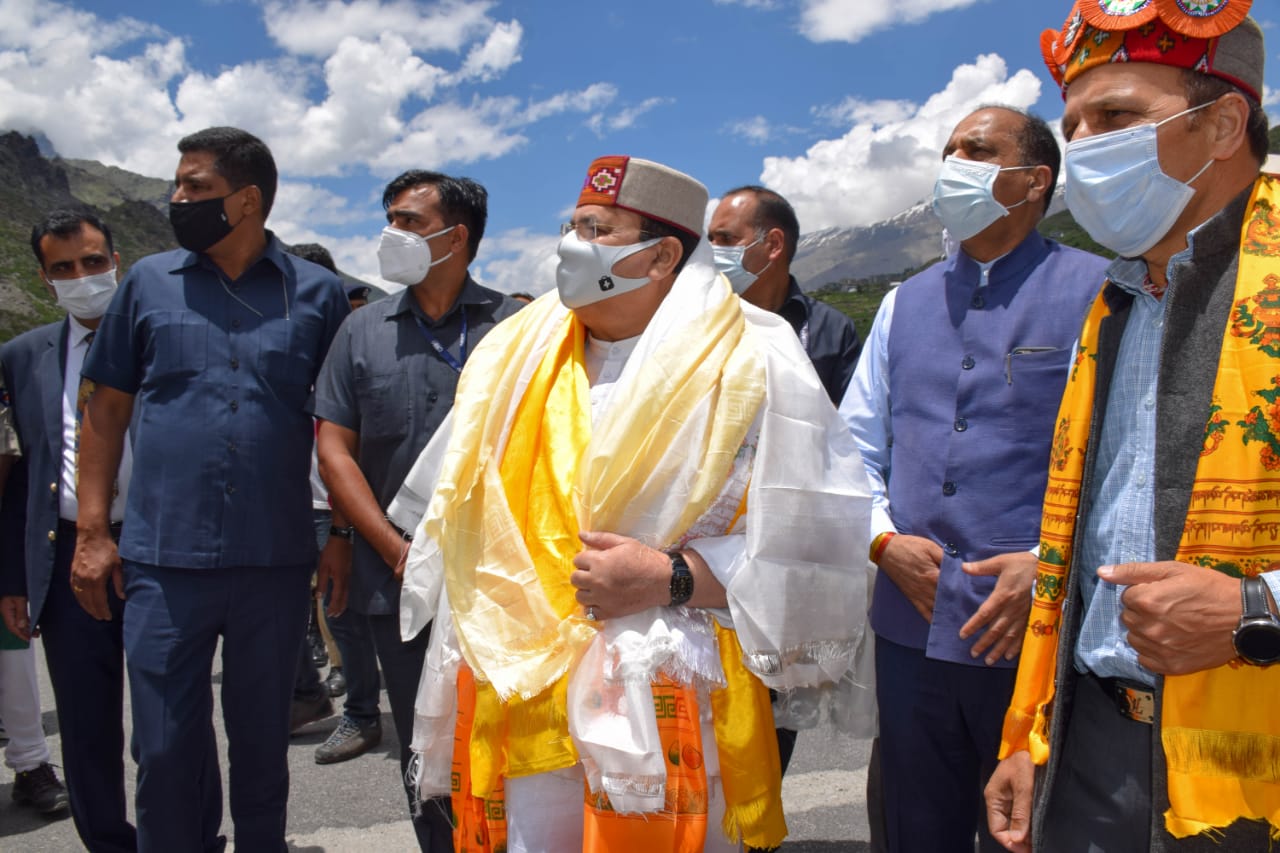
top-left (570, 531), bottom-right (670, 620)
top-left (960, 552), bottom-right (1038, 665)
top-left (1098, 561), bottom-right (1239, 675)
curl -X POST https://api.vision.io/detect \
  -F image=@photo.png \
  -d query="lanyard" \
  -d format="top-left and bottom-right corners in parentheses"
top-left (414, 308), bottom-right (467, 373)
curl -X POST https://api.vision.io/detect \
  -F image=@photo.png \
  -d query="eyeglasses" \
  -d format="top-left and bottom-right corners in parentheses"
top-left (560, 219), bottom-right (657, 242)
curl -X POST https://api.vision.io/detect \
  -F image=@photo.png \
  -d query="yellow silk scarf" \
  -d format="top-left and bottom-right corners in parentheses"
top-left (427, 286), bottom-right (785, 845)
top-left (1000, 175), bottom-right (1280, 839)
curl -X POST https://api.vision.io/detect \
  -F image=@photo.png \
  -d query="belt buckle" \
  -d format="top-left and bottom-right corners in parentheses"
top-left (1111, 681), bottom-right (1154, 724)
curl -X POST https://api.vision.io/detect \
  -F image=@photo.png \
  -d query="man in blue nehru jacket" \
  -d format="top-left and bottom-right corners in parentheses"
top-left (73, 126), bottom-right (349, 851)
top-left (840, 105), bottom-right (1106, 853)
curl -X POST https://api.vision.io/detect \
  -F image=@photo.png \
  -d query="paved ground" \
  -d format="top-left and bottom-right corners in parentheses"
top-left (0, 641), bottom-right (871, 851)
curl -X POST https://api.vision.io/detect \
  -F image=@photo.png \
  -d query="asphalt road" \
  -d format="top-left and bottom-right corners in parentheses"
top-left (0, 642), bottom-right (872, 851)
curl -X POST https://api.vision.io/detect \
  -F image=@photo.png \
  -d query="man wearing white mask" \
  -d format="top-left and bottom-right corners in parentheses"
top-left (987, 5), bottom-right (1280, 852)
top-left (390, 155), bottom-right (874, 852)
top-left (840, 106), bottom-right (1105, 853)
top-left (708, 186), bottom-right (861, 405)
top-left (314, 170), bottom-right (520, 850)
top-left (0, 210), bottom-right (144, 844)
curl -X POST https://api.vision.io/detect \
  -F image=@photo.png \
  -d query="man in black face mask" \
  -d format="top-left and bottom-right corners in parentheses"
top-left (72, 126), bottom-right (350, 851)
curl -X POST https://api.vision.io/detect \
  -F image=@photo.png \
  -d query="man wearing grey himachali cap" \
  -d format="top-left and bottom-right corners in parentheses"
top-left (388, 154), bottom-right (876, 851)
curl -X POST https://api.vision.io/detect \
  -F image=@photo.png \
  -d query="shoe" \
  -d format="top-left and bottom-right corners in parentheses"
top-left (325, 666), bottom-right (347, 698)
top-left (307, 601), bottom-right (329, 668)
top-left (12, 763), bottom-right (70, 815)
top-left (290, 691), bottom-right (334, 734)
top-left (315, 716), bottom-right (382, 765)
top-left (308, 631), bottom-right (328, 668)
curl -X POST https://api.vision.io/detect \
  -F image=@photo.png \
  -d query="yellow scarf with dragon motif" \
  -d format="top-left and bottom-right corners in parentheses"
top-left (1000, 174), bottom-right (1280, 839)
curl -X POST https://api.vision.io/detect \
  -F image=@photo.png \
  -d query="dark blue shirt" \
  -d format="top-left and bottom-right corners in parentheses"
top-left (83, 234), bottom-right (349, 569)
top-left (313, 277), bottom-right (521, 615)
top-left (778, 277), bottom-right (862, 404)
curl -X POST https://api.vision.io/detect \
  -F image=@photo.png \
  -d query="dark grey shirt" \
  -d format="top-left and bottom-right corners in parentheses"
top-left (777, 276), bottom-right (862, 404)
top-left (313, 277), bottom-right (522, 614)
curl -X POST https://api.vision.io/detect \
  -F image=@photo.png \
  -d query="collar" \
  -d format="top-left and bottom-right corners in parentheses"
top-left (951, 230), bottom-right (1047, 286)
top-left (781, 276), bottom-right (808, 312)
top-left (66, 313), bottom-right (95, 347)
top-left (169, 230), bottom-right (289, 276)
top-left (1104, 184), bottom-right (1255, 304)
top-left (388, 274), bottom-right (494, 325)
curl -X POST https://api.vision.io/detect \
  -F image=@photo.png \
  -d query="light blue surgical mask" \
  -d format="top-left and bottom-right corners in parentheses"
top-left (712, 236), bottom-right (771, 295)
top-left (1063, 101), bottom-right (1216, 258)
top-left (931, 156), bottom-right (1033, 242)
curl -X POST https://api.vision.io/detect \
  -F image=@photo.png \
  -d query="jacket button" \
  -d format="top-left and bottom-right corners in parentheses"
top-left (50, 482), bottom-right (58, 493)
top-left (971, 293), bottom-right (985, 309)
top-left (954, 418), bottom-right (968, 432)
top-left (942, 481), bottom-right (957, 496)
top-left (945, 542), bottom-right (958, 557)
top-left (961, 356), bottom-right (975, 370)
top-left (47, 529), bottom-right (56, 542)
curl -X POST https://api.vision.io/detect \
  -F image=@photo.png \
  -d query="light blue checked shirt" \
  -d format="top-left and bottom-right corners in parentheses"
top-left (1074, 238), bottom-right (1280, 686)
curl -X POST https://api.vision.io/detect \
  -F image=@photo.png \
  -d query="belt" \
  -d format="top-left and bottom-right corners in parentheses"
top-left (1094, 675), bottom-right (1155, 725)
top-left (58, 518), bottom-right (123, 539)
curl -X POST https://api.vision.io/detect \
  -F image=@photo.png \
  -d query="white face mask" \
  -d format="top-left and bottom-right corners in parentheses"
top-left (376, 224), bottom-right (455, 285)
top-left (49, 268), bottom-right (118, 319)
top-left (712, 237), bottom-right (771, 295)
top-left (555, 230), bottom-right (660, 309)
top-left (1063, 101), bottom-right (1215, 258)
top-left (931, 156), bottom-right (1032, 242)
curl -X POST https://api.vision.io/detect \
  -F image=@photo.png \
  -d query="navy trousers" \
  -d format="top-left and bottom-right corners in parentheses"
top-left (875, 635), bottom-right (1015, 853)
top-left (123, 561), bottom-right (312, 853)
top-left (40, 525), bottom-right (140, 852)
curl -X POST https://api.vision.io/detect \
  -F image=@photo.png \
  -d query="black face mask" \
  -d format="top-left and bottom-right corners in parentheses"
top-left (169, 195), bottom-right (236, 253)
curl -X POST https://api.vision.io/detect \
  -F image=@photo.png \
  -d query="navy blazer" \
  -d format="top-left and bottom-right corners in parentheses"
top-left (0, 319), bottom-right (73, 626)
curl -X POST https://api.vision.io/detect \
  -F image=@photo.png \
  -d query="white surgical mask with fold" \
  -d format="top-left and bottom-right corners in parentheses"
top-left (712, 237), bottom-right (771, 294)
top-left (555, 230), bottom-right (660, 309)
top-left (49, 268), bottom-right (118, 319)
top-left (1063, 101), bottom-right (1216, 258)
top-left (931, 156), bottom-right (1033, 242)
top-left (376, 224), bottom-right (455, 285)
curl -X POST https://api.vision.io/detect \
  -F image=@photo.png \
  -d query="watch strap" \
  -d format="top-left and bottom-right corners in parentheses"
top-left (328, 524), bottom-right (355, 542)
top-left (668, 550), bottom-right (694, 606)
top-left (1242, 575), bottom-right (1273, 619)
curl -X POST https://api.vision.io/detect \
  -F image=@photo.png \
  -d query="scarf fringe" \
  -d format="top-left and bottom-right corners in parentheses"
top-left (744, 639), bottom-right (857, 678)
top-left (1164, 727), bottom-right (1280, 783)
top-left (721, 790), bottom-right (787, 850)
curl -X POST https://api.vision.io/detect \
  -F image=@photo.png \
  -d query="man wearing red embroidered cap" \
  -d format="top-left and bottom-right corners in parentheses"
top-left (985, 2), bottom-right (1280, 851)
top-left (389, 155), bottom-right (875, 852)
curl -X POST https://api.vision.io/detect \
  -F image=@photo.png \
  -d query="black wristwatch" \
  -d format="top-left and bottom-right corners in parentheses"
top-left (328, 524), bottom-right (355, 543)
top-left (668, 550), bottom-right (694, 606)
top-left (1232, 576), bottom-right (1280, 665)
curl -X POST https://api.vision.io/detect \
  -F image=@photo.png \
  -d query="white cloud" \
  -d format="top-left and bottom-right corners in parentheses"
top-left (760, 53), bottom-right (1041, 230)
top-left (813, 96), bottom-right (916, 128)
top-left (712, 0), bottom-right (779, 8)
top-left (272, 181), bottom-right (369, 234)
top-left (587, 96), bottom-right (672, 137)
top-left (262, 0), bottom-right (496, 57)
top-left (1265, 84), bottom-right (1280, 108)
top-left (452, 19), bottom-right (523, 83)
top-left (798, 0), bottom-right (984, 44)
top-left (471, 227), bottom-right (559, 296)
top-left (726, 115), bottom-right (773, 145)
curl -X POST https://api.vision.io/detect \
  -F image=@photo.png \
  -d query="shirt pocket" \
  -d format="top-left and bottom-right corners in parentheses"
top-left (146, 311), bottom-right (209, 385)
top-left (356, 369), bottom-right (410, 441)
top-left (258, 316), bottom-right (321, 411)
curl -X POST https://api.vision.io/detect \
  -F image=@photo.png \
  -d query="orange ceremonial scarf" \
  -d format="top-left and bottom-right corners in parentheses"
top-left (1001, 174), bottom-right (1280, 839)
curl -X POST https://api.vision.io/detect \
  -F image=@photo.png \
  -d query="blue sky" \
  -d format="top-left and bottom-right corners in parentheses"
top-left (2, 0), bottom-right (1277, 293)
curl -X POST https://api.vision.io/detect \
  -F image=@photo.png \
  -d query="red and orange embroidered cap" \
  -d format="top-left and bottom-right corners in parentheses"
top-left (575, 156), bottom-right (708, 238)
top-left (1042, 0), bottom-right (1263, 102)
